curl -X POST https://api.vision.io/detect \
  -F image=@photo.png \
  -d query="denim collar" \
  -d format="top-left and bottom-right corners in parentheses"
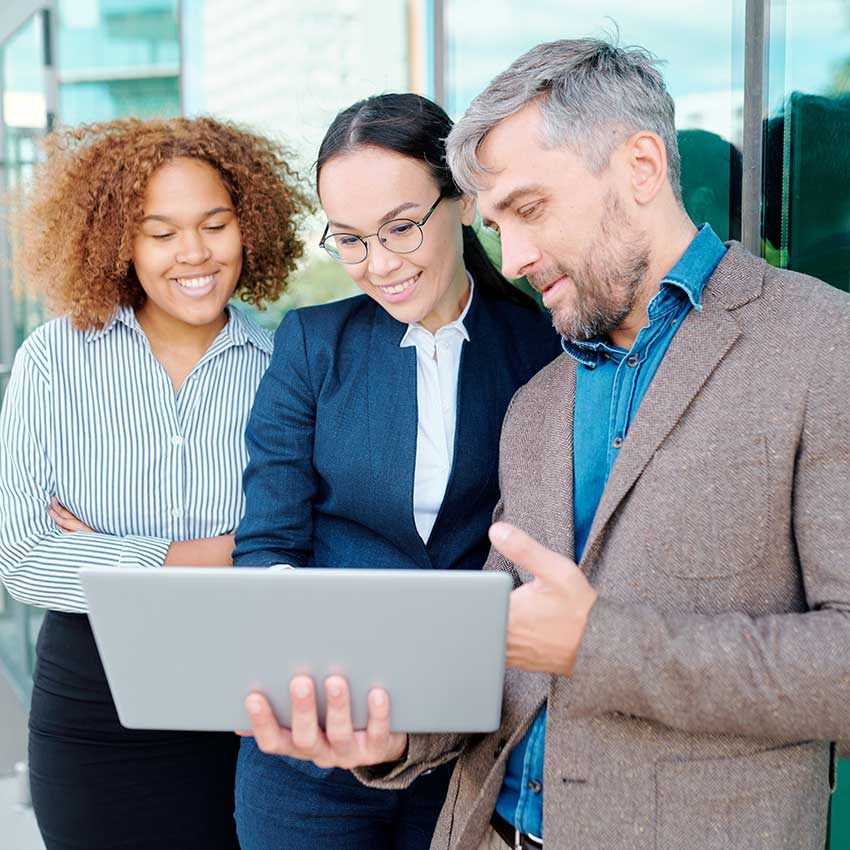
top-left (562, 223), bottom-right (727, 367)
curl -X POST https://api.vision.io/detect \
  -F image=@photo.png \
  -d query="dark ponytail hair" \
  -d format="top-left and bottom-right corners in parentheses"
top-left (316, 92), bottom-right (537, 310)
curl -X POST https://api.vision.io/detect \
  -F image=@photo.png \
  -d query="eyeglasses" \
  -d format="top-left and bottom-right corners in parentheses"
top-left (319, 193), bottom-right (445, 264)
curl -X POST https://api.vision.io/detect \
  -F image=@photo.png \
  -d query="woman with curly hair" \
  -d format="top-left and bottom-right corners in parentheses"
top-left (0, 117), bottom-right (308, 850)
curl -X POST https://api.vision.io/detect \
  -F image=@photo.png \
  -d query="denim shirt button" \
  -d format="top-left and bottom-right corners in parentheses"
top-left (626, 355), bottom-right (639, 368)
top-left (612, 436), bottom-right (624, 449)
top-left (527, 780), bottom-right (543, 794)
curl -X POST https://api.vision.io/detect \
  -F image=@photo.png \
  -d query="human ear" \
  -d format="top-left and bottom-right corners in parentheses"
top-left (459, 193), bottom-right (477, 226)
top-left (624, 131), bottom-right (668, 205)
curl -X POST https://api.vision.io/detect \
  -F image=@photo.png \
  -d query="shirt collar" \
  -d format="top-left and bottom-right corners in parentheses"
top-left (561, 223), bottom-right (727, 367)
top-left (399, 273), bottom-right (474, 348)
top-left (85, 303), bottom-right (273, 355)
top-left (222, 304), bottom-right (274, 354)
top-left (655, 222), bottom-right (727, 313)
top-left (84, 305), bottom-right (140, 342)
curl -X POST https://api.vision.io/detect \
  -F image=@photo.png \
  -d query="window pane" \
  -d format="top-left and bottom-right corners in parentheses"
top-left (56, 0), bottom-right (180, 125)
top-left (182, 0), bottom-right (417, 322)
top-left (0, 12), bottom-right (50, 701)
top-left (444, 2), bottom-right (746, 241)
top-left (763, 0), bottom-right (850, 292)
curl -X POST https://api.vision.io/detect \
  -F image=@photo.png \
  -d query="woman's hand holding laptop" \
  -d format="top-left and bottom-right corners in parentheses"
top-left (240, 675), bottom-right (408, 769)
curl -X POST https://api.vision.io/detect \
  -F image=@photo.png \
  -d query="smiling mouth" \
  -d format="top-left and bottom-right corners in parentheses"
top-left (541, 275), bottom-right (567, 294)
top-left (174, 273), bottom-right (217, 290)
top-left (376, 272), bottom-right (421, 296)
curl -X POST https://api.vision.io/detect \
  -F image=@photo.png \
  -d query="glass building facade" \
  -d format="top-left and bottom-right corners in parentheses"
top-left (0, 0), bottom-right (848, 841)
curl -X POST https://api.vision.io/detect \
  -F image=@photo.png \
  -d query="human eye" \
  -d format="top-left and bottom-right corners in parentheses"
top-left (336, 234), bottom-right (361, 247)
top-left (390, 221), bottom-right (416, 236)
top-left (517, 201), bottom-right (542, 220)
top-left (204, 223), bottom-right (226, 232)
top-left (151, 232), bottom-right (175, 240)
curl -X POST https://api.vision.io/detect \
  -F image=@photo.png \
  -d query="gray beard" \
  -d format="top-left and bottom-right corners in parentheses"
top-left (532, 194), bottom-right (651, 342)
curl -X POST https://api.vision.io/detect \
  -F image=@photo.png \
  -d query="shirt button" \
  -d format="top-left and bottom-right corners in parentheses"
top-left (171, 435), bottom-right (184, 447)
top-left (612, 436), bottom-right (624, 449)
top-left (626, 355), bottom-right (639, 368)
top-left (171, 507), bottom-right (184, 519)
top-left (527, 780), bottom-right (542, 794)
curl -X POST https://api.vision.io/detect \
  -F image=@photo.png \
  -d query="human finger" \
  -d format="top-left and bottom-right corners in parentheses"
top-left (289, 675), bottom-right (325, 756)
top-left (324, 676), bottom-right (357, 758)
top-left (245, 692), bottom-right (294, 755)
top-left (49, 500), bottom-right (92, 532)
top-left (365, 688), bottom-right (406, 762)
top-left (488, 522), bottom-right (574, 584)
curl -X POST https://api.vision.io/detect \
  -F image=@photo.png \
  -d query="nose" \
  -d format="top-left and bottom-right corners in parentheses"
top-left (175, 230), bottom-right (211, 265)
top-left (499, 229), bottom-right (542, 280)
top-left (366, 239), bottom-right (404, 278)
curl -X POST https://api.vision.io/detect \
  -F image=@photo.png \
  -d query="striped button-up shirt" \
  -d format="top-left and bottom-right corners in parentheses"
top-left (0, 304), bottom-right (272, 613)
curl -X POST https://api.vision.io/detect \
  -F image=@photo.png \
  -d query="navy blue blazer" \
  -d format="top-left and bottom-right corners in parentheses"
top-left (233, 290), bottom-right (561, 571)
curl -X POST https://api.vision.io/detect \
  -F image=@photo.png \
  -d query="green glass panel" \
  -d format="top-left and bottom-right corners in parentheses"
top-left (763, 0), bottom-right (850, 293)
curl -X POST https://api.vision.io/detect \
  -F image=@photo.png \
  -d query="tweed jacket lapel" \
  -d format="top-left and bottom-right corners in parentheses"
top-left (535, 355), bottom-right (576, 560)
top-left (487, 355), bottom-right (577, 750)
top-left (578, 245), bottom-right (763, 571)
top-left (366, 306), bottom-right (429, 565)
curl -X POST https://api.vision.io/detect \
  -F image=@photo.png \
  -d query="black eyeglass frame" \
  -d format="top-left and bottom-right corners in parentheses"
top-left (319, 192), bottom-right (446, 264)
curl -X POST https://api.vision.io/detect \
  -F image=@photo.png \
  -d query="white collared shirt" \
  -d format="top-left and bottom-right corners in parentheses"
top-left (400, 276), bottom-right (474, 543)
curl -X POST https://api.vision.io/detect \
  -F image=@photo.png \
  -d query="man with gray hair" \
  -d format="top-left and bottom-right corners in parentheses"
top-left (245, 38), bottom-right (850, 850)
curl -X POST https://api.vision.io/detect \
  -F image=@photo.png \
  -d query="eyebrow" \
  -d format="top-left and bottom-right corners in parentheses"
top-left (140, 206), bottom-right (234, 225)
top-left (328, 200), bottom-right (421, 231)
top-left (481, 185), bottom-right (546, 228)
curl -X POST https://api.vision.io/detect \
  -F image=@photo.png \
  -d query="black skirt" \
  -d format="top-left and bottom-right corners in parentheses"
top-left (28, 610), bottom-right (240, 850)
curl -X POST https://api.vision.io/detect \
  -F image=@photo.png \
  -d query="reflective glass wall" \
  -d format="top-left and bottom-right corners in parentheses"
top-left (57, 0), bottom-right (179, 124)
top-left (0, 9), bottom-right (51, 699)
top-left (763, 0), bottom-right (850, 292)
top-left (445, 0), bottom-right (746, 242)
top-left (179, 0), bottom-right (424, 328)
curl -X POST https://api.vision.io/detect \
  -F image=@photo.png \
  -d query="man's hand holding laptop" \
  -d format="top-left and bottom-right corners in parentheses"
top-left (241, 522), bottom-right (597, 767)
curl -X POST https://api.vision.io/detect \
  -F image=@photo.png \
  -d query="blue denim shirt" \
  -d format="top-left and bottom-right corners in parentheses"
top-left (494, 224), bottom-right (727, 838)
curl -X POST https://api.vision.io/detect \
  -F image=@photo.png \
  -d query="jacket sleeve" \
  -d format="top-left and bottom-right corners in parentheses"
top-left (233, 310), bottom-right (317, 567)
top-left (0, 344), bottom-right (170, 613)
top-left (565, 302), bottom-right (850, 746)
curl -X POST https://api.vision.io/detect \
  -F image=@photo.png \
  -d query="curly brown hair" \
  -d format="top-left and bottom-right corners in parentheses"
top-left (18, 116), bottom-right (312, 330)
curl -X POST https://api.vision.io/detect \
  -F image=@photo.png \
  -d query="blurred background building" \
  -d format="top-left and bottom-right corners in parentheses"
top-left (0, 1), bottom-right (848, 846)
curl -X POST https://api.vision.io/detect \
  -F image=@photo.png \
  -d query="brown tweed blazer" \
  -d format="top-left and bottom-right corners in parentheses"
top-left (358, 245), bottom-right (850, 850)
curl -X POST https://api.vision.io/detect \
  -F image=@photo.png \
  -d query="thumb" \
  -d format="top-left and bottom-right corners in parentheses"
top-left (489, 522), bottom-right (573, 584)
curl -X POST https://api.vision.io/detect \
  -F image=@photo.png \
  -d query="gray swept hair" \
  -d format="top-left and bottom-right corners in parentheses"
top-left (446, 37), bottom-right (682, 203)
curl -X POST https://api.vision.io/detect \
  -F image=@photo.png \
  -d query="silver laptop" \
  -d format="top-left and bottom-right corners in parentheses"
top-left (79, 567), bottom-right (511, 733)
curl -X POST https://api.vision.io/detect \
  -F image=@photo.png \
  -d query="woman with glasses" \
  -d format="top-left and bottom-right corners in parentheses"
top-left (231, 93), bottom-right (561, 850)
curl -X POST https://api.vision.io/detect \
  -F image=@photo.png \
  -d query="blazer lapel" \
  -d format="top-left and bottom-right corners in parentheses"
top-left (366, 306), bottom-right (428, 563)
top-left (429, 294), bottom-right (501, 545)
top-left (579, 282), bottom-right (743, 571)
top-left (537, 357), bottom-right (576, 561)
